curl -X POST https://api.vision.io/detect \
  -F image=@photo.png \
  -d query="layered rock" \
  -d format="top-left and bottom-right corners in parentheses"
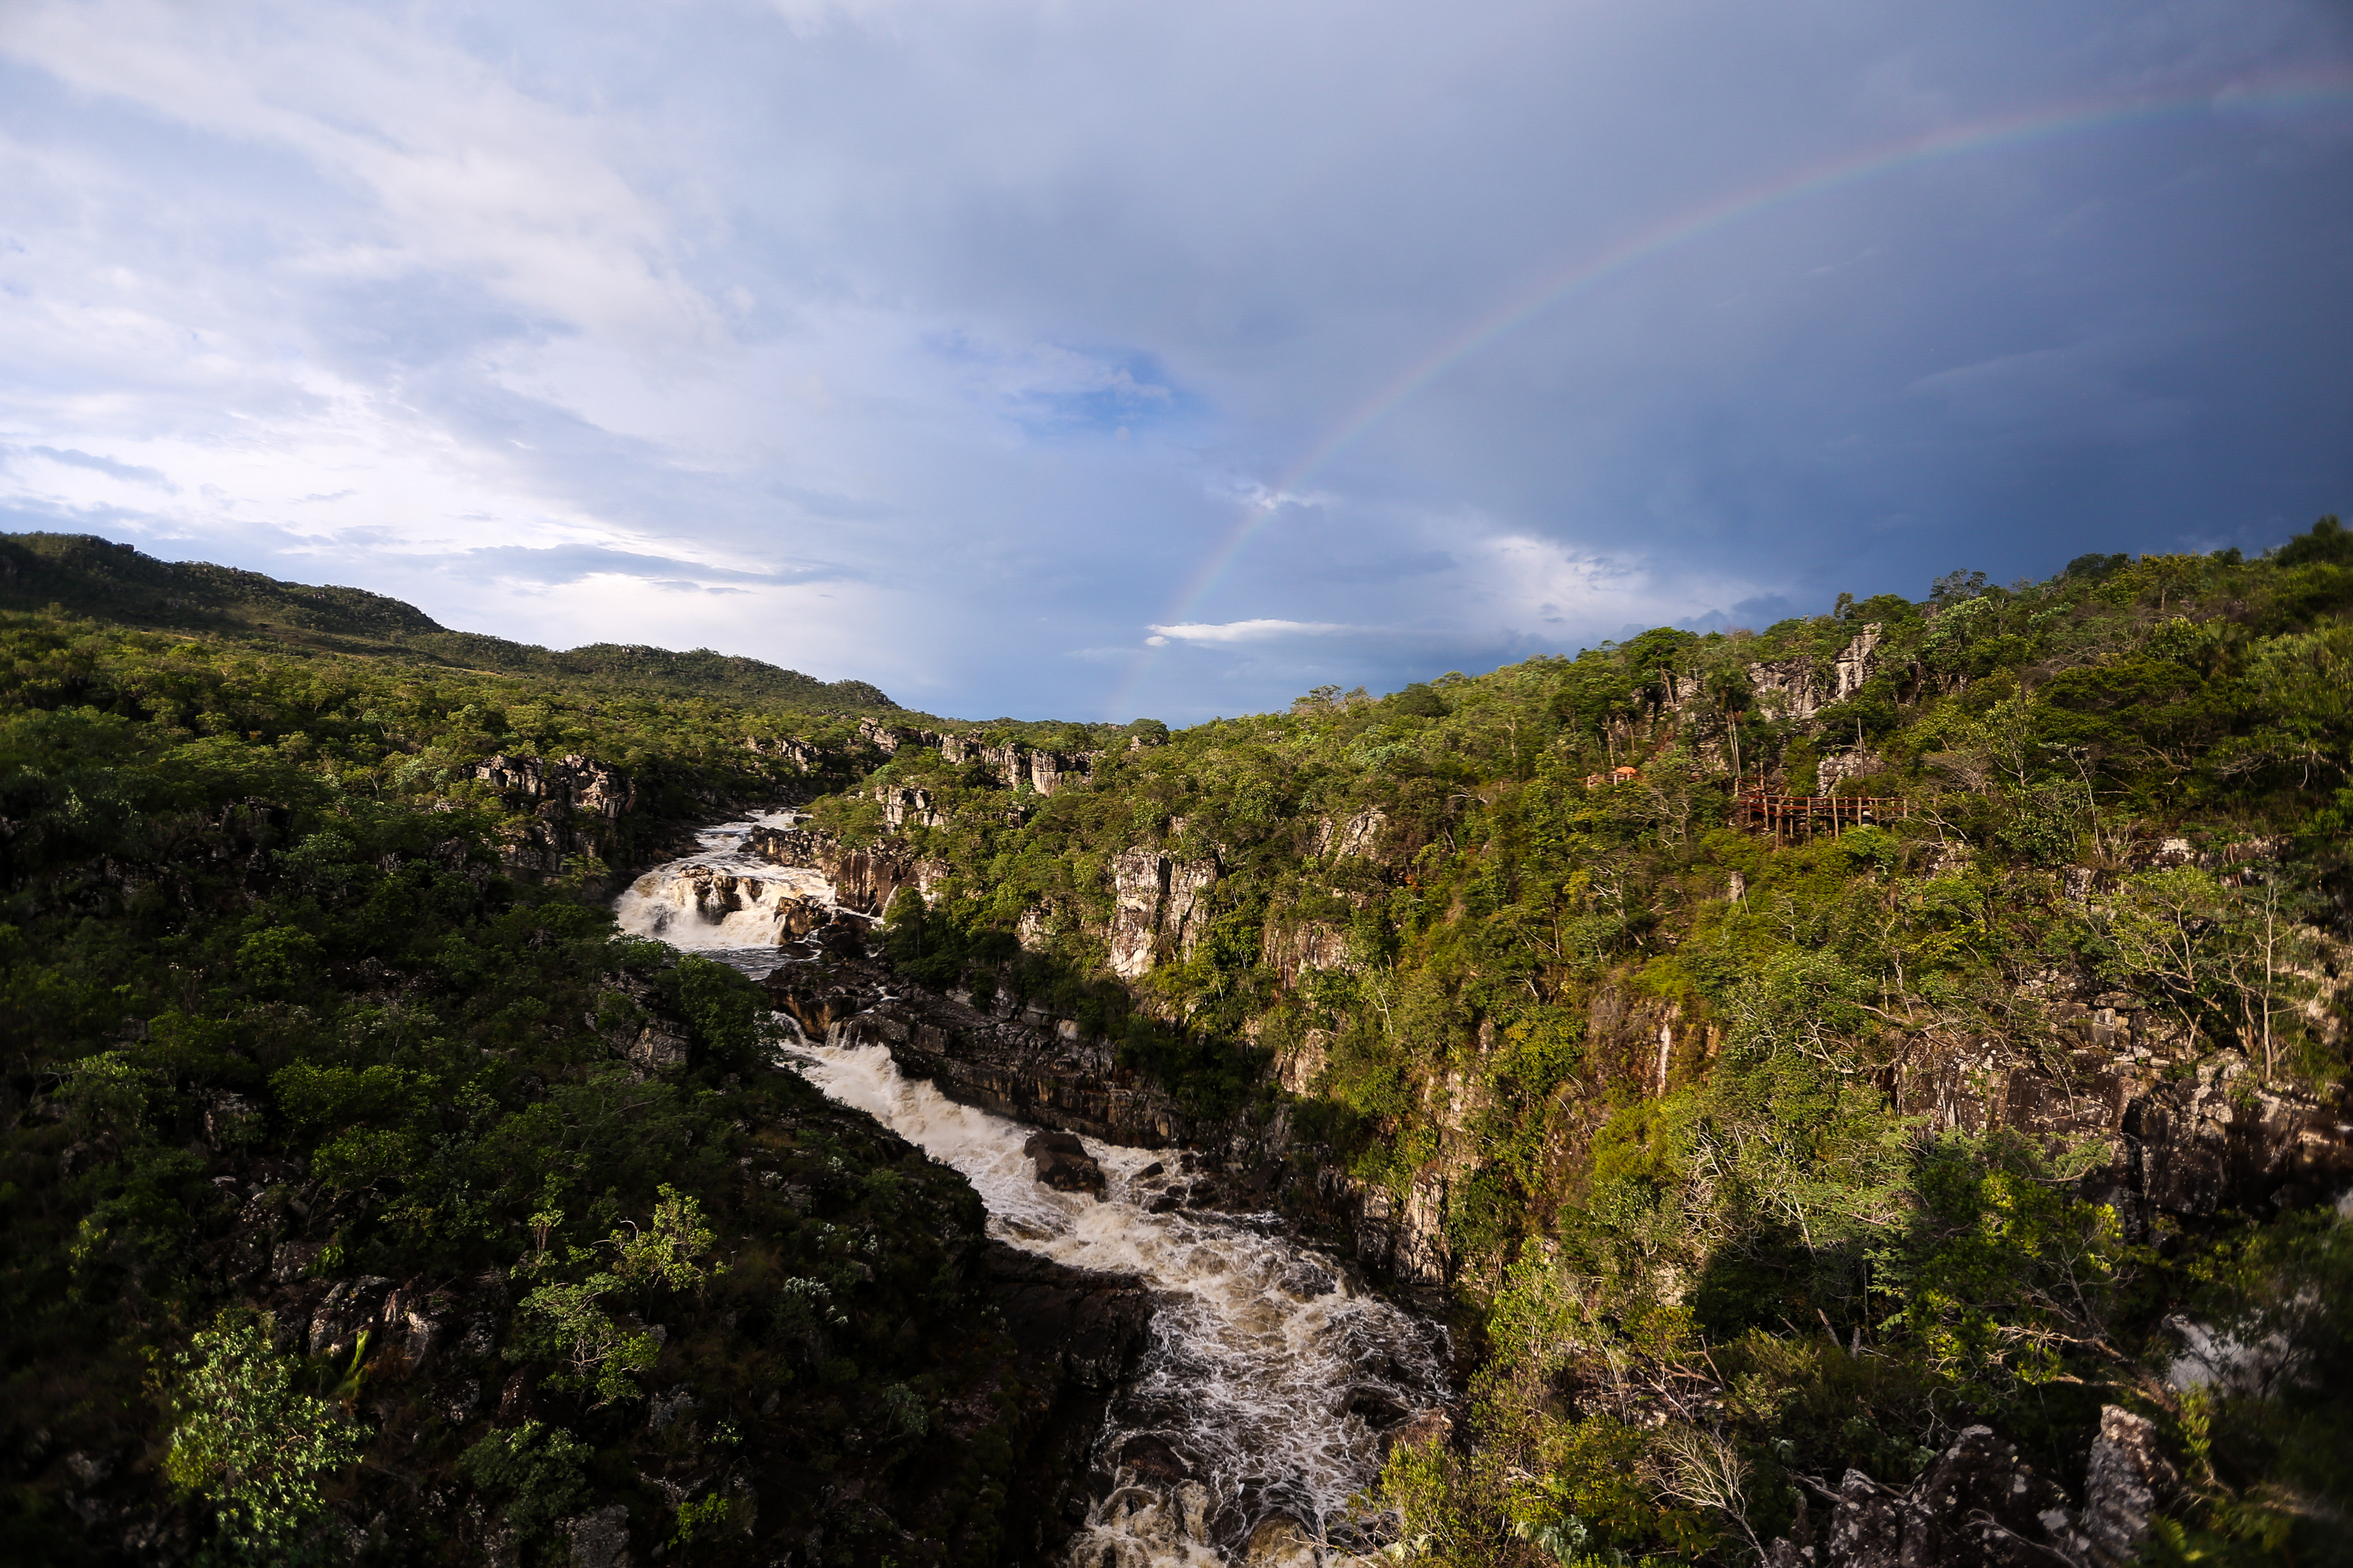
top-left (1107, 846), bottom-right (1220, 981)
top-left (475, 753), bottom-right (634, 819)
top-left (769, 961), bottom-right (1204, 1148)
top-left (873, 783), bottom-right (948, 831)
top-left (848, 720), bottom-right (1101, 799)
top-left (1886, 1004), bottom-right (2353, 1222)
top-left (1745, 623), bottom-right (1882, 724)
top-left (473, 752), bottom-right (636, 873)
top-left (748, 826), bottom-right (942, 916)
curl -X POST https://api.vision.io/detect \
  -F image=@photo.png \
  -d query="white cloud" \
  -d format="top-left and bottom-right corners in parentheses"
top-left (1147, 619), bottom-right (1358, 643)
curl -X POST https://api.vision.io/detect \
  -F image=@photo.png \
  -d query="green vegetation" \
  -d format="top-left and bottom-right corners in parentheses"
top-left (5, 519), bottom-right (2350, 1563)
top-left (0, 531), bottom-right (898, 710)
top-left (817, 520), bottom-right (2353, 1563)
top-left (161, 1313), bottom-right (368, 1563)
top-left (0, 553), bottom-right (1101, 1564)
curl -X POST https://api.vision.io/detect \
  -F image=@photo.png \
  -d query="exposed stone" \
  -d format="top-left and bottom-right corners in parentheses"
top-left (1025, 1129), bottom-right (1108, 1196)
top-left (1107, 846), bottom-right (1219, 980)
top-left (873, 783), bottom-right (947, 830)
top-left (982, 1243), bottom-right (1150, 1392)
top-left (1884, 1006), bottom-right (2352, 1219)
top-left (310, 1275), bottom-right (395, 1359)
top-left (199, 1090), bottom-right (259, 1148)
top-left (747, 826), bottom-right (942, 917)
top-left (1314, 807), bottom-right (1388, 861)
top-left (1746, 624), bottom-right (1881, 725)
top-left (647, 1385), bottom-right (696, 1434)
top-left (1262, 919), bottom-right (1348, 989)
top-left (2080, 1406), bottom-right (2176, 1567)
top-left (471, 753), bottom-right (635, 874)
top-left (622, 862), bottom-right (831, 946)
top-left (774, 967), bottom-right (1199, 1148)
top-left (271, 1240), bottom-right (323, 1283)
top-left (1770, 1426), bottom-right (2087, 1568)
top-left (565, 1503), bottom-right (632, 1568)
top-left (1276, 1027), bottom-right (1330, 1096)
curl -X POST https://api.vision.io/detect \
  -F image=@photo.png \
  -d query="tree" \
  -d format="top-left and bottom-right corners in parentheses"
top-left (164, 1313), bottom-right (367, 1563)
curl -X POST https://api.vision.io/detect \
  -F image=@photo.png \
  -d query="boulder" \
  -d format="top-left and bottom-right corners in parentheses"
top-left (1025, 1129), bottom-right (1107, 1196)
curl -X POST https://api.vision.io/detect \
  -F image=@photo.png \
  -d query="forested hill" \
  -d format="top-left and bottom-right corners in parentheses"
top-left (0, 531), bottom-right (898, 711)
top-left (3, 515), bottom-right (2350, 1565)
top-left (795, 517), bottom-right (2353, 1565)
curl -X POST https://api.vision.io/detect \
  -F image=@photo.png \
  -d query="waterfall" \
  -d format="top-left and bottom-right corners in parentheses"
top-left (611, 813), bottom-right (841, 969)
top-left (619, 832), bottom-right (1452, 1566)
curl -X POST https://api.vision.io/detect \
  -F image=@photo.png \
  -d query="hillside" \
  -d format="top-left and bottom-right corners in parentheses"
top-left (1, 516), bottom-right (2348, 1565)
top-left (785, 517), bottom-right (2353, 1565)
top-left (0, 532), bottom-right (899, 711)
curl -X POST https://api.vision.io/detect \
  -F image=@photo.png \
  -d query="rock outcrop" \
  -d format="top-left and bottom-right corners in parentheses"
top-left (1025, 1129), bottom-right (1108, 1197)
top-left (473, 753), bottom-right (636, 873)
top-left (979, 1244), bottom-right (1155, 1557)
top-left (1107, 846), bottom-right (1220, 980)
top-left (1745, 623), bottom-right (1882, 725)
top-left (768, 960), bottom-right (1205, 1148)
top-left (1770, 1426), bottom-right (2077, 1568)
top-left (1767, 1408), bottom-right (2180, 1568)
top-left (748, 826), bottom-right (942, 916)
top-left (848, 719), bottom-right (1101, 799)
top-left (764, 947), bottom-right (1454, 1290)
top-left (1886, 1004), bottom-right (2353, 1222)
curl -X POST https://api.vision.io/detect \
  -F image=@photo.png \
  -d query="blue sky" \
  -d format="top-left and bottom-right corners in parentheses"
top-left (1, 0), bottom-right (2348, 722)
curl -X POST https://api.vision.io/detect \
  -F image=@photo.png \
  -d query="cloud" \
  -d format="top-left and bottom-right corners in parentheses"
top-left (1147, 619), bottom-right (1359, 644)
top-left (0, 0), bottom-right (2343, 723)
top-left (4, 445), bottom-right (177, 490)
top-left (448, 543), bottom-right (834, 589)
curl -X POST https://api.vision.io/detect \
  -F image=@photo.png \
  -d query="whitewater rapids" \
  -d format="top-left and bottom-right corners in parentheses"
top-left (617, 837), bottom-right (1450, 1566)
top-left (610, 813), bottom-right (839, 971)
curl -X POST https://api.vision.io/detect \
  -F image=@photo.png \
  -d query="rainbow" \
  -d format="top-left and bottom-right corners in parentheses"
top-left (1107, 73), bottom-right (2353, 718)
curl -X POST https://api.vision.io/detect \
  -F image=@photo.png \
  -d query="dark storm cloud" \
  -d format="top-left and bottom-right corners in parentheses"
top-left (0, 0), bottom-right (2345, 721)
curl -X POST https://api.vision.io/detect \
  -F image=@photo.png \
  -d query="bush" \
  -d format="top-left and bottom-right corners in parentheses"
top-left (163, 1313), bottom-right (366, 1563)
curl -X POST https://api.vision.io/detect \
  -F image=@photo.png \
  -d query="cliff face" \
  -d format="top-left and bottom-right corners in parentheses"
top-left (748, 825), bottom-right (944, 915)
top-left (1107, 846), bottom-right (1221, 980)
top-left (1892, 1006), bottom-right (2353, 1224)
top-left (473, 752), bottom-right (636, 873)
top-left (854, 718), bottom-right (1100, 799)
top-left (1743, 622), bottom-right (1883, 725)
top-left (759, 936), bottom-right (1465, 1291)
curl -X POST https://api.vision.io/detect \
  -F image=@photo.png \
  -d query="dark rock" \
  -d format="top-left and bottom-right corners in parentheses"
top-left (978, 1242), bottom-right (1153, 1560)
top-left (1024, 1129), bottom-right (1107, 1196)
top-left (2081, 1406), bottom-right (2176, 1567)
top-left (1771, 1426), bottom-right (2088, 1568)
top-left (565, 1503), bottom-right (632, 1568)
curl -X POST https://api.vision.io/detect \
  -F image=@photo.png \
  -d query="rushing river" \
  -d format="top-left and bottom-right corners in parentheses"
top-left (617, 820), bottom-right (1452, 1567)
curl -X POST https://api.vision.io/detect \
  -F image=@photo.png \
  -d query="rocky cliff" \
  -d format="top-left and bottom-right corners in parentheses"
top-left (749, 824), bottom-right (945, 915)
top-left (472, 752), bottom-right (636, 873)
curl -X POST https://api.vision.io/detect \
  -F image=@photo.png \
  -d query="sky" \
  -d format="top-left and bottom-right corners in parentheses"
top-left (1, 1), bottom-right (2348, 723)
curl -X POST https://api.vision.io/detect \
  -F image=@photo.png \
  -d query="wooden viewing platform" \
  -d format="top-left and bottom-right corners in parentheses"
top-left (1734, 788), bottom-right (1909, 840)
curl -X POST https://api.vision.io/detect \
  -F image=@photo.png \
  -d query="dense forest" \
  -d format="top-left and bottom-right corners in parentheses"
top-left (3, 522), bottom-right (2349, 1565)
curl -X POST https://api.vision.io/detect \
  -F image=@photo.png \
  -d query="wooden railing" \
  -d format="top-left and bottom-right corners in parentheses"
top-left (1734, 789), bottom-right (1909, 839)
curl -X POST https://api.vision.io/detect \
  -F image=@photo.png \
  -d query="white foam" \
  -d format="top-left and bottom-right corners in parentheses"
top-left (619, 827), bottom-right (1447, 1563)
top-left (790, 1038), bottom-right (1448, 1565)
top-left (613, 814), bottom-right (836, 952)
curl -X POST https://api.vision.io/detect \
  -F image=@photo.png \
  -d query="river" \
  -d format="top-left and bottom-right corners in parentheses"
top-left (615, 817), bottom-right (1452, 1567)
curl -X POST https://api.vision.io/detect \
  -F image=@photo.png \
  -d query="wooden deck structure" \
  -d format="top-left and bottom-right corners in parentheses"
top-left (1734, 788), bottom-right (1909, 841)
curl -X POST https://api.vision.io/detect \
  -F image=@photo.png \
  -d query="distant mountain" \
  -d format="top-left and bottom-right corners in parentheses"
top-left (0, 531), bottom-right (897, 711)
